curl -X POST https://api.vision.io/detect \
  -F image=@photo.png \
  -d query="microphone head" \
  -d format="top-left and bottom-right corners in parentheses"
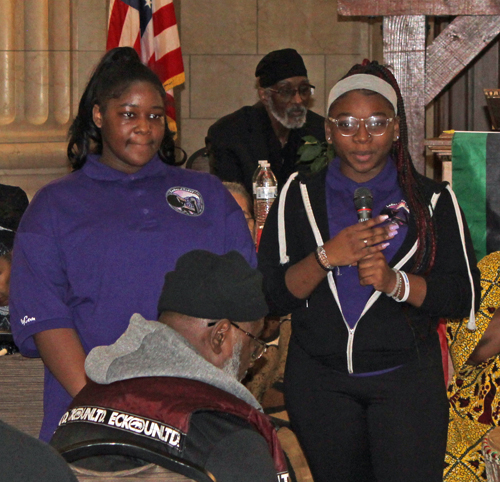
top-left (354, 188), bottom-right (373, 222)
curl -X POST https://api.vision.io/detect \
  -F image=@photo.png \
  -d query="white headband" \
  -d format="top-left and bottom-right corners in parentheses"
top-left (327, 74), bottom-right (398, 116)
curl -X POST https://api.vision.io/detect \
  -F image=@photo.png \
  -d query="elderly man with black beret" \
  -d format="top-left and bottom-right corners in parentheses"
top-left (50, 250), bottom-right (290, 482)
top-left (206, 48), bottom-right (325, 195)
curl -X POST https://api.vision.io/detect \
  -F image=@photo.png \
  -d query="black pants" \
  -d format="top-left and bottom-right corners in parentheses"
top-left (284, 339), bottom-right (448, 482)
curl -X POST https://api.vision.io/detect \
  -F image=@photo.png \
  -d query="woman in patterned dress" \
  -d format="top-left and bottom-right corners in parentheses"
top-left (445, 250), bottom-right (500, 481)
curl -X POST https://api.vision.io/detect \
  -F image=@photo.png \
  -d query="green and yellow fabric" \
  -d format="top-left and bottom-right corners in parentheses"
top-left (444, 251), bottom-right (500, 481)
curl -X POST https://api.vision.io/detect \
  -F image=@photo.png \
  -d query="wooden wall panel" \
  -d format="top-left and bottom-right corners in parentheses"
top-left (425, 16), bottom-right (500, 105)
top-left (338, 0), bottom-right (500, 16)
top-left (434, 18), bottom-right (500, 134)
top-left (383, 16), bottom-right (426, 173)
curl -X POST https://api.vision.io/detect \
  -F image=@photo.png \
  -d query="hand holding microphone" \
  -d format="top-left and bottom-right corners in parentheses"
top-left (319, 188), bottom-right (398, 268)
top-left (353, 188), bottom-right (398, 250)
top-left (353, 188), bottom-right (399, 291)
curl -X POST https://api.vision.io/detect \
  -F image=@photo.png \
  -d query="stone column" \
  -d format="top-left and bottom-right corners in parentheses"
top-left (0, 0), bottom-right (107, 198)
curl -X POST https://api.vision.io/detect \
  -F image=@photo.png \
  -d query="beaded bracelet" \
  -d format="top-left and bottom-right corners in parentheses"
top-left (394, 274), bottom-right (404, 300)
top-left (387, 269), bottom-right (401, 298)
top-left (395, 271), bottom-right (410, 303)
top-left (314, 245), bottom-right (335, 271)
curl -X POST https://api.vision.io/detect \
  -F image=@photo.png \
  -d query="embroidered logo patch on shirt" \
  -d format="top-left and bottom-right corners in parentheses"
top-left (20, 315), bottom-right (36, 325)
top-left (381, 200), bottom-right (410, 226)
top-left (166, 187), bottom-right (204, 216)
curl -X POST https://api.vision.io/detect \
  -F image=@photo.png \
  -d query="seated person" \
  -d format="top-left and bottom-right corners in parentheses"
top-left (444, 250), bottom-right (500, 481)
top-left (0, 419), bottom-right (77, 482)
top-left (0, 183), bottom-right (29, 232)
top-left (222, 182), bottom-right (287, 403)
top-left (207, 48), bottom-right (325, 196)
top-left (50, 250), bottom-right (290, 482)
top-left (223, 181), bottom-right (256, 242)
top-left (0, 229), bottom-right (17, 353)
top-left (0, 183), bottom-right (27, 355)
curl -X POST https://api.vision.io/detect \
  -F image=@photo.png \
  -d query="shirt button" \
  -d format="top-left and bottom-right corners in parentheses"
top-left (136, 190), bottom-right (145, 196)
top-left (143, 208), bottom-right (149, 215)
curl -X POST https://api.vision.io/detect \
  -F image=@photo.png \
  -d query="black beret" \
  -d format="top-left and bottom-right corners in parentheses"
top-left (157, 250), bottom-right (268, 322)
top-left (0, 230), bottom-right (15, 257)
top-left (0, 184), bottom-right (29, 231)
top-left (255, 48), bottom-right (308, 88)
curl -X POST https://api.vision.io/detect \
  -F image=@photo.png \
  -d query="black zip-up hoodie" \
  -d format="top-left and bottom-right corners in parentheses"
top-left (258, 167), bottom-right (480, 374)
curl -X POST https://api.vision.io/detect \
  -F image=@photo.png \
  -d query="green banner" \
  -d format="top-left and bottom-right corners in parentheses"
top-left (451, 132), bottom-right (487, 261)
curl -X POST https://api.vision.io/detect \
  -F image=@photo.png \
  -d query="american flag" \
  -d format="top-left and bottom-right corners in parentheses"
top-left (107, 0), bottom-right (185, 134)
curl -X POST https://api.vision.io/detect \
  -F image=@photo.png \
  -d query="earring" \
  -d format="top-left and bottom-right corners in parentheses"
top-left (327, 137), bottom-right (331, 141)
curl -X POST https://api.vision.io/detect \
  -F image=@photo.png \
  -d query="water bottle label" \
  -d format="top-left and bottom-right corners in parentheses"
top-left (256, 186), bottom-right (277, 199)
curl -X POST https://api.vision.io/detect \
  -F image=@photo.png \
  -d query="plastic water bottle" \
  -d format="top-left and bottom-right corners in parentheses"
top-left (252, 160), bottom-right (267, 199)
top-left (254, 163), bottom-right (277, 248)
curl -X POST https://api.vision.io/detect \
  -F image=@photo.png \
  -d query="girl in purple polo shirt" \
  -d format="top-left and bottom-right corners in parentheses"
top-left (10, 48), bottom-right (256, 442)
top-left (258, 60), bottom-right (480, 482)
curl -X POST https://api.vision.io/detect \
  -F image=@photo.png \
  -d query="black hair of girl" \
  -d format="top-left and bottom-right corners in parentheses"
top-left (67, 47), bottom-right (178, 170)
top-left (339, 60), bottom-right (436, 274)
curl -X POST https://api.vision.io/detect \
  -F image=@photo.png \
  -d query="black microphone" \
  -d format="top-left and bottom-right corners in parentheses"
top-left (354, 188), bottom-right (373, 223)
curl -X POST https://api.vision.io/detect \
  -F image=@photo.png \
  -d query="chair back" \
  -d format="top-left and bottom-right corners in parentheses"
top-left (185, 148), bottom-right (210, 172)
top-left (0, 353), bottom-right (44, 437)
top-left (60, 439), bottom-right (216, 482)
top-left (277, 426), bottom-right (313, 482)
top-left (71, 463), bottom-right (201, 481)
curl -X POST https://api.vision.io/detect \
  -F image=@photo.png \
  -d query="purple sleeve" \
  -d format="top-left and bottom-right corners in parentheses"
top-left (10, 191), bottom-right (75, 357)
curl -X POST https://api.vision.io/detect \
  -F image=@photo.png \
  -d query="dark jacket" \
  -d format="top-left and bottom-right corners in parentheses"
top-left (258, 167), bottom-right (481, 374)
top-left (51, 378), bottom-right (289, 482)
top-left (50, 315), bottom-right (288, 482)
top-left (206, 102), bottom-right (325, 195)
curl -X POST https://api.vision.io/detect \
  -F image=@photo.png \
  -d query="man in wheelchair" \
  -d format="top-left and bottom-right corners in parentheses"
top-left (50, 250), bottom-right (290, 482)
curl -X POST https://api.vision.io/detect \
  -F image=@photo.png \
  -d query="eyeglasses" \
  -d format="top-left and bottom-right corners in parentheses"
top-left (267, 83), bottom-right (315, 103)
top-left (328, 115), bottom-right (394, 137)
top-left (230, 322), bottom-right (268, 361)
top-left (207, 320), bottom-right (269, 360)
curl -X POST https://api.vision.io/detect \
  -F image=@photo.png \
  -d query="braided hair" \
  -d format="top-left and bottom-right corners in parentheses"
top-left (67, 47), bottom-right (177, 170)
top-left (337, 60), bottom-right (436, 274)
